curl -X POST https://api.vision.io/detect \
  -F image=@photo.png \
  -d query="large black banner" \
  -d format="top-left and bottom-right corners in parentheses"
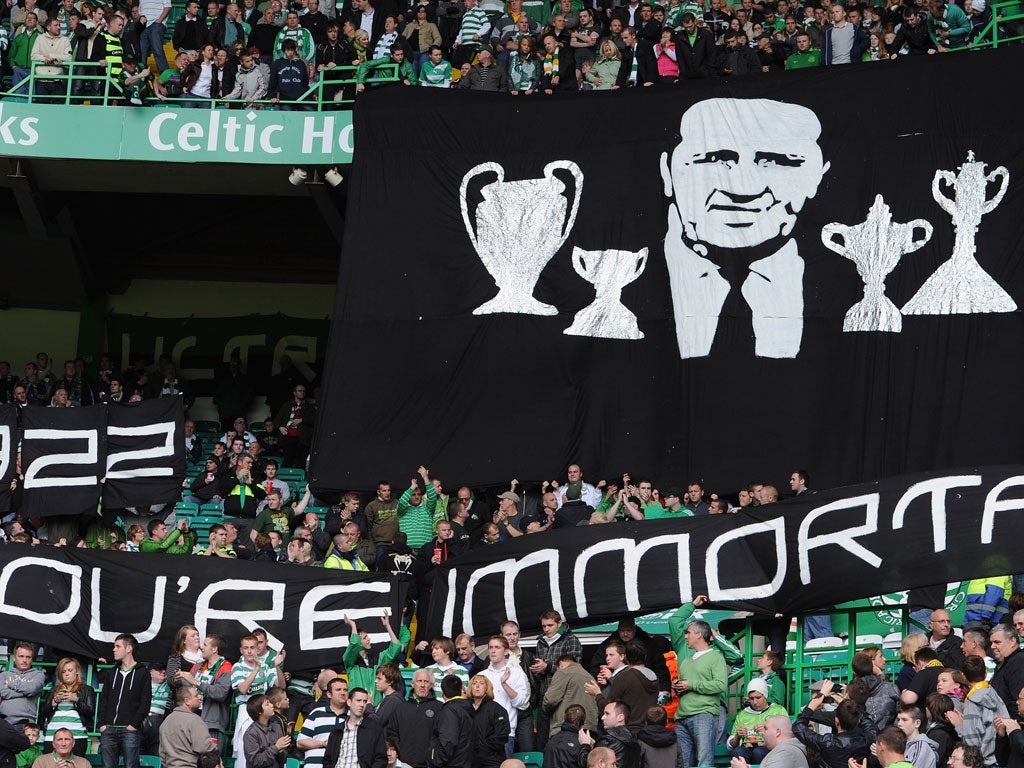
top-left (103, 398), bottom-right (186, 509)
top-left (0, 407), bottom-right (16, 513)
top-left (425, 466), bottom-right (1024, 639)
top-left (0, 545), bottom-right (405, 670)
top-left (311, 47), bottom-right (1024, 494)
top-left (21, 406), bottom-right (107, 518)
top-left (7, 399), bottom-right (186, 517)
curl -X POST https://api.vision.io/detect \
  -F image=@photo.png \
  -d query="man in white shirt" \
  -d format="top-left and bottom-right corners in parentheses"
top-left (555, 464), bottom-right (602, 509)
top-left (481, 636), bottom-right (529, 759)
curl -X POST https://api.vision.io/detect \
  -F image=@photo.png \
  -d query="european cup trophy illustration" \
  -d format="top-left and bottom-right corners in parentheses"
top-left (903, 151), bottom-right (1016, 315)
top-left (460, 160), bottom-right (584, 316)
top-left (564, 247), bottom-right (648, 339)
top-left (822, 194), bottom-right (932, 333)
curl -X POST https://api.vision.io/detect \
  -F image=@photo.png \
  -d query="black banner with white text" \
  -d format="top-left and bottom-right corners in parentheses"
top-left (0, 546), bottom-right (406, 670)
top-left (425, 466), bottom-right (1024, 639)
top-left (5, 399), bottom-right (186, 517)
top-left (312, 47), bottom-right (1024, 494)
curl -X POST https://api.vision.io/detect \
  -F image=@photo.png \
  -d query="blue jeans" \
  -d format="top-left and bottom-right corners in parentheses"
top-left (677, 712), bottom-right (717, 768)
top-left (13, 66), bottom-right (30, 95)
top-left (504, 734), bottom-right (516, 759)
top-left (141, 22), bottom-right (168, 71)
top-left (100, 727), bottom-right (141, 768)
top-left (803, 614), bottom-right (834, 641)
top-left (732, 745), bottom-right (769, 763)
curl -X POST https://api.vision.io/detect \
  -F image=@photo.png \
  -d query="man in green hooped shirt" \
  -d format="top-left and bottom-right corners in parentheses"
top-left (645, 487), bottom-right (694, 519)
top-left (785, 30), bottom-right (821, 68)
top-left (395, 465), bottom-right (438, 550)
top-left (342, 613), bottom-right (410, 705)
top-left (669, 594), bottom-right (740, 767)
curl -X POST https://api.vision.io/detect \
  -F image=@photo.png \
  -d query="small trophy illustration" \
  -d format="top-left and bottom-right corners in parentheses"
top-left (563, 247), bottom-right (648, 340)
top-left (822, 194), bottom-right (932, 333)
top-left (460, 160), bottom-right (584, 316)
top-left (903, 151), bottom-right (1016, 315)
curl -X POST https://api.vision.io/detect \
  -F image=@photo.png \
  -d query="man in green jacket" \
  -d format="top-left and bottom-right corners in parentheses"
top-left (356, 41), bottom-right (413, 91)
top-left (141, 518), bottom-right (198, 554)
top-left (669, 595), bottom-right (732, 768)
top-left (9, 14), bottom-right (41, 94)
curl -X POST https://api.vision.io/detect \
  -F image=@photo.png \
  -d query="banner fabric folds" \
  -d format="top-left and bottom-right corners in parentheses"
top-left (310, 47), bottom-right (1024, 495)
top-left (0, 545), bottom-right (406, 670)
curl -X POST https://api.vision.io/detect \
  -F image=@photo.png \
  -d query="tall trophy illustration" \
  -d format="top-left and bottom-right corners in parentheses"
top-left (564, 247), bottom-right (648, 339)
top-left (903, 151), bottom-right (1016, 315)
top-left (460, 160), bottom-right (584, 316)
top-left (822, 194), bottom-right (932, 333)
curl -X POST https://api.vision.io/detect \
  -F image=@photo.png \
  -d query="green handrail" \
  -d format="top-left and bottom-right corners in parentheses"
top-left (3, 59), bottom-right (398, 110)
top-left (949, 0), bottom-right (1024, 49)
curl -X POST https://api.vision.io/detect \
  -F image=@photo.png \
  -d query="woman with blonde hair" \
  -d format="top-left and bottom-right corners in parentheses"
top-left (41, 658), bottom-right (95, 756)
top-left (898, 632), bottom-right (929, 690)
top-left (467, 674), bottom-right (510, 768)
top-left (583, 37), bottom-right (620, 90)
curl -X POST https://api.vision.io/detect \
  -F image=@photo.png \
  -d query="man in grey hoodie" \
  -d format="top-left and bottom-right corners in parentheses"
top-left (948, 656), bottom-right (1008, 767)
top-left (0, 644), bottom-right (44, 726)
top-left (895, 705), bottom-right (939, 768)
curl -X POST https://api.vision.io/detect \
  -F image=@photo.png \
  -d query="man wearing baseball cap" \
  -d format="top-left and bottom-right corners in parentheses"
top-left (645, 488), bottom-right (693, 519)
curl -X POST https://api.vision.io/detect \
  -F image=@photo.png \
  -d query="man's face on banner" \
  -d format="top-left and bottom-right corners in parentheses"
top-left (662, 98), bottom-right (829, 249)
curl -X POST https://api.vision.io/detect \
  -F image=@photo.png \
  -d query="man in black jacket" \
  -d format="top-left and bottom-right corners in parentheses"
top-left (674, 12), bottom-right (716, 78)
top-left (581, 700), bottom-right (640, 768)
top-left (544, 705), bottom-right (589, 768)
top-left (97, 634), bottom-right (152, 768)
top-left (387, 671), bottom-right (443, 768)
top-left (0, 715), bottom-right (29, 768)
top-left (991, 625), bottom-right (1024, 719)
top-left (173, 2), bottom-right (207, 52)
top-left (430, 676), bottom-right (473, 768)
top-left (322, 688), bottom-right (387, 768)
top-left (793, 682), bottom-right (876, 768)
top-left (615, 26), bottom-right (655, 87)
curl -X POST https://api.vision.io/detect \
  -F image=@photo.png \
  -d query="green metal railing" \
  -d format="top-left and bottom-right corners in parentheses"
top-left (726, 604), bottom-right (916, 716)
top-left (2, 59), bottom-right (398, 110)
top-left (950, 0), bottom-right (1024, 49)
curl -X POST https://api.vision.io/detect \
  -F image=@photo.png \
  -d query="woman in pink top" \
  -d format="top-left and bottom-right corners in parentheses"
top-left (655, 28), bottom-right (679, 83)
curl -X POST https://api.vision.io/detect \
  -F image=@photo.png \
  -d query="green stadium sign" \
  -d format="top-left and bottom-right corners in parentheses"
top-left (0, 102), bottom-right (354, 165)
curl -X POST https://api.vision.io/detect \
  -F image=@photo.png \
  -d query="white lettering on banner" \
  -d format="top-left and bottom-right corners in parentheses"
top-left (433, 469), bottom-right (1024, 636)
top-left (194, 579), bottom-right (285, 651)
top-left (0, 104), bottom-right (40, 146)
top-left (148, 111), bottom-right (286, 155)
top-left (460, 551), bottom-right (562, 636)
top-left (798, 493), bottom-right (882, 584)
top-left (89, 568), bottom-right (167, 642)
top-left (172, 335), bottom-right (215, 382)
top-left (0, 425), bottom-right (11, 480)
top-left (273, 336), bottom-right (318, 382)
top-left (298, 581), bottom-right (392, 650)
top-left (106, 422), bottom-right (175, 479)
top-left (23, 428), bottom-right (99, 489)
top-left (0, 557), bottom-right (82, 623)
top-left (980, 475), bottom-right (1024, 543)
top-left (224, 335), bottom-right (268, 370)
top-left (706, 518), bottom-right (787, 601)
top-left (573, 535), bottom-right (691, 616)
top-left (891, 475), bottom-right (980, 553)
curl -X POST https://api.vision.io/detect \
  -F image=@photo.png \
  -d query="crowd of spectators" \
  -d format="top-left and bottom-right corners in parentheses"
top-left (0, 0), bottom-right (1004, 103)
top-left (6, 595), bottom-right (1024, 768)
top-left (6, 349), bottom-right (1024, 768)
